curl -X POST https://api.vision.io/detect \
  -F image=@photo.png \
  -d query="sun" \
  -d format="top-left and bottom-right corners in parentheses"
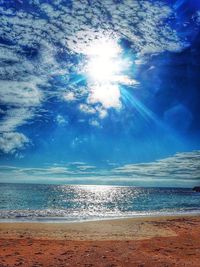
top-left (85, 38), bottom-right (122, 83)
top-left (83, 37), bottom-right (135, 109)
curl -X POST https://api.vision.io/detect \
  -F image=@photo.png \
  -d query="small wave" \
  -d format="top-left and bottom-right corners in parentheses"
top-left (1, 208), bottom-right (200, 223)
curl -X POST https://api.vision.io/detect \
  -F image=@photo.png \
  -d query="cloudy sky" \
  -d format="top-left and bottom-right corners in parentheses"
top-left (0, 0), bottom-right (200, 187)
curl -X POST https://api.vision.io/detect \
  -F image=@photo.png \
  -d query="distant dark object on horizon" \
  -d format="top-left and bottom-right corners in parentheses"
top-left (192, 187), bottom-right (200, 192)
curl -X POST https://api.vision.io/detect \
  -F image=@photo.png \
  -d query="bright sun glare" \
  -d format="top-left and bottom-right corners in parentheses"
top-left (84, 37), bottom-right (135, 109)
top-left (86, 38), bottom-right (122, 83)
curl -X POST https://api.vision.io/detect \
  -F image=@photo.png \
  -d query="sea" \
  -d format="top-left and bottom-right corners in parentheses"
top-left (0, 183), bottom-right (200, 222)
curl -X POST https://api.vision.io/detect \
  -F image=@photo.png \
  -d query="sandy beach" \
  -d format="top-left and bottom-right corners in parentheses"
top-left (0, 215), bottom-right (200, 266)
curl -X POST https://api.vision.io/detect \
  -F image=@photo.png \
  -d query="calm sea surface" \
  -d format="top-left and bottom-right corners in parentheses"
top-left (0, 183), bottom-right (200, 222)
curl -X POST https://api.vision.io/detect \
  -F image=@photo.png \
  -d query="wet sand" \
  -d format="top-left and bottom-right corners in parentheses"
top-left (0, 215), bottom-right (200, 266)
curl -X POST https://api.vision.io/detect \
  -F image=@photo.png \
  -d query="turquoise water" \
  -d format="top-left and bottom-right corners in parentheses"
top-left (0, 183), bottom-right (200, 222)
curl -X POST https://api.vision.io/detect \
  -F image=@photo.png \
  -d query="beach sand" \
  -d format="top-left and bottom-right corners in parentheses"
top-left (0, 215), bottom-right (200, 266)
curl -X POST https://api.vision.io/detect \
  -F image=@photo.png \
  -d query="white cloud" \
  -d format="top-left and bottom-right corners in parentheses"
top-left (56, 115), bottom-right (67, 125)
top-left (97, 107), bottom-right (107, 119)
top-left (76, 165), bottom-right (96, 171)
top-left (0, 108), bottom-right (32, 133)
top-left (88, 83), bottom-right (121, 109)
top-left (65, 1), bottom-right (187, 55)
top-left (0, 79), bottom-right (42, 107)
top-left (0, 19), bottom-right (65, 154)
top-left (89, 119), bottom-right (100, 128)
top-left (0, 151), bottom-right (199, 187)
top-left (63, 91), bottom-right (76, 102)
top-left (45, 167), bottom-right (72, 175)
top-left (0, 132), bottom-right (29, 154)
top-left (79, 103), bottom-right (108, 119)
top-left (79, 104), bottom-right (96, 114)
top-left (0, 1), bottom-right (189, 60)
top-left (113, 151), bottom-right (200, 181)
top-left (194, 10), bottom-right (200, 25)
top-left (0, 78), bottom-right (42, 154)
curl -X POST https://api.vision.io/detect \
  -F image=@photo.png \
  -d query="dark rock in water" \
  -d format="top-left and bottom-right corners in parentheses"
top-left (193, 187), bottom-right (200, 192)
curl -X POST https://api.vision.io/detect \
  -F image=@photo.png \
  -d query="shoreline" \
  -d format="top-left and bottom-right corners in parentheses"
top-left (1, 210), bottom-right (200, 224)
top-left (1, 214), bottom-right (200, 266)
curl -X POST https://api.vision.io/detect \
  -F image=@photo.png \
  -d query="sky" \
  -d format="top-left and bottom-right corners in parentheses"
top-left (0, 0), bottom-right (200, 187)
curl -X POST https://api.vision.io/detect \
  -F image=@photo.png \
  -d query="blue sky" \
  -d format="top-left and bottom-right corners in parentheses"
top-left (0, 0), bottom-right (200, 187)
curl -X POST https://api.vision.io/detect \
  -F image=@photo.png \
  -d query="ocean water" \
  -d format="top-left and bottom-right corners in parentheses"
top-left (0, 183), bottom-right (200, 222)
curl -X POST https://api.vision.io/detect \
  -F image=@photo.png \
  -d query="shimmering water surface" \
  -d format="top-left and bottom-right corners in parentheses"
top-left (0, 184), bottom-right (200, 222)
